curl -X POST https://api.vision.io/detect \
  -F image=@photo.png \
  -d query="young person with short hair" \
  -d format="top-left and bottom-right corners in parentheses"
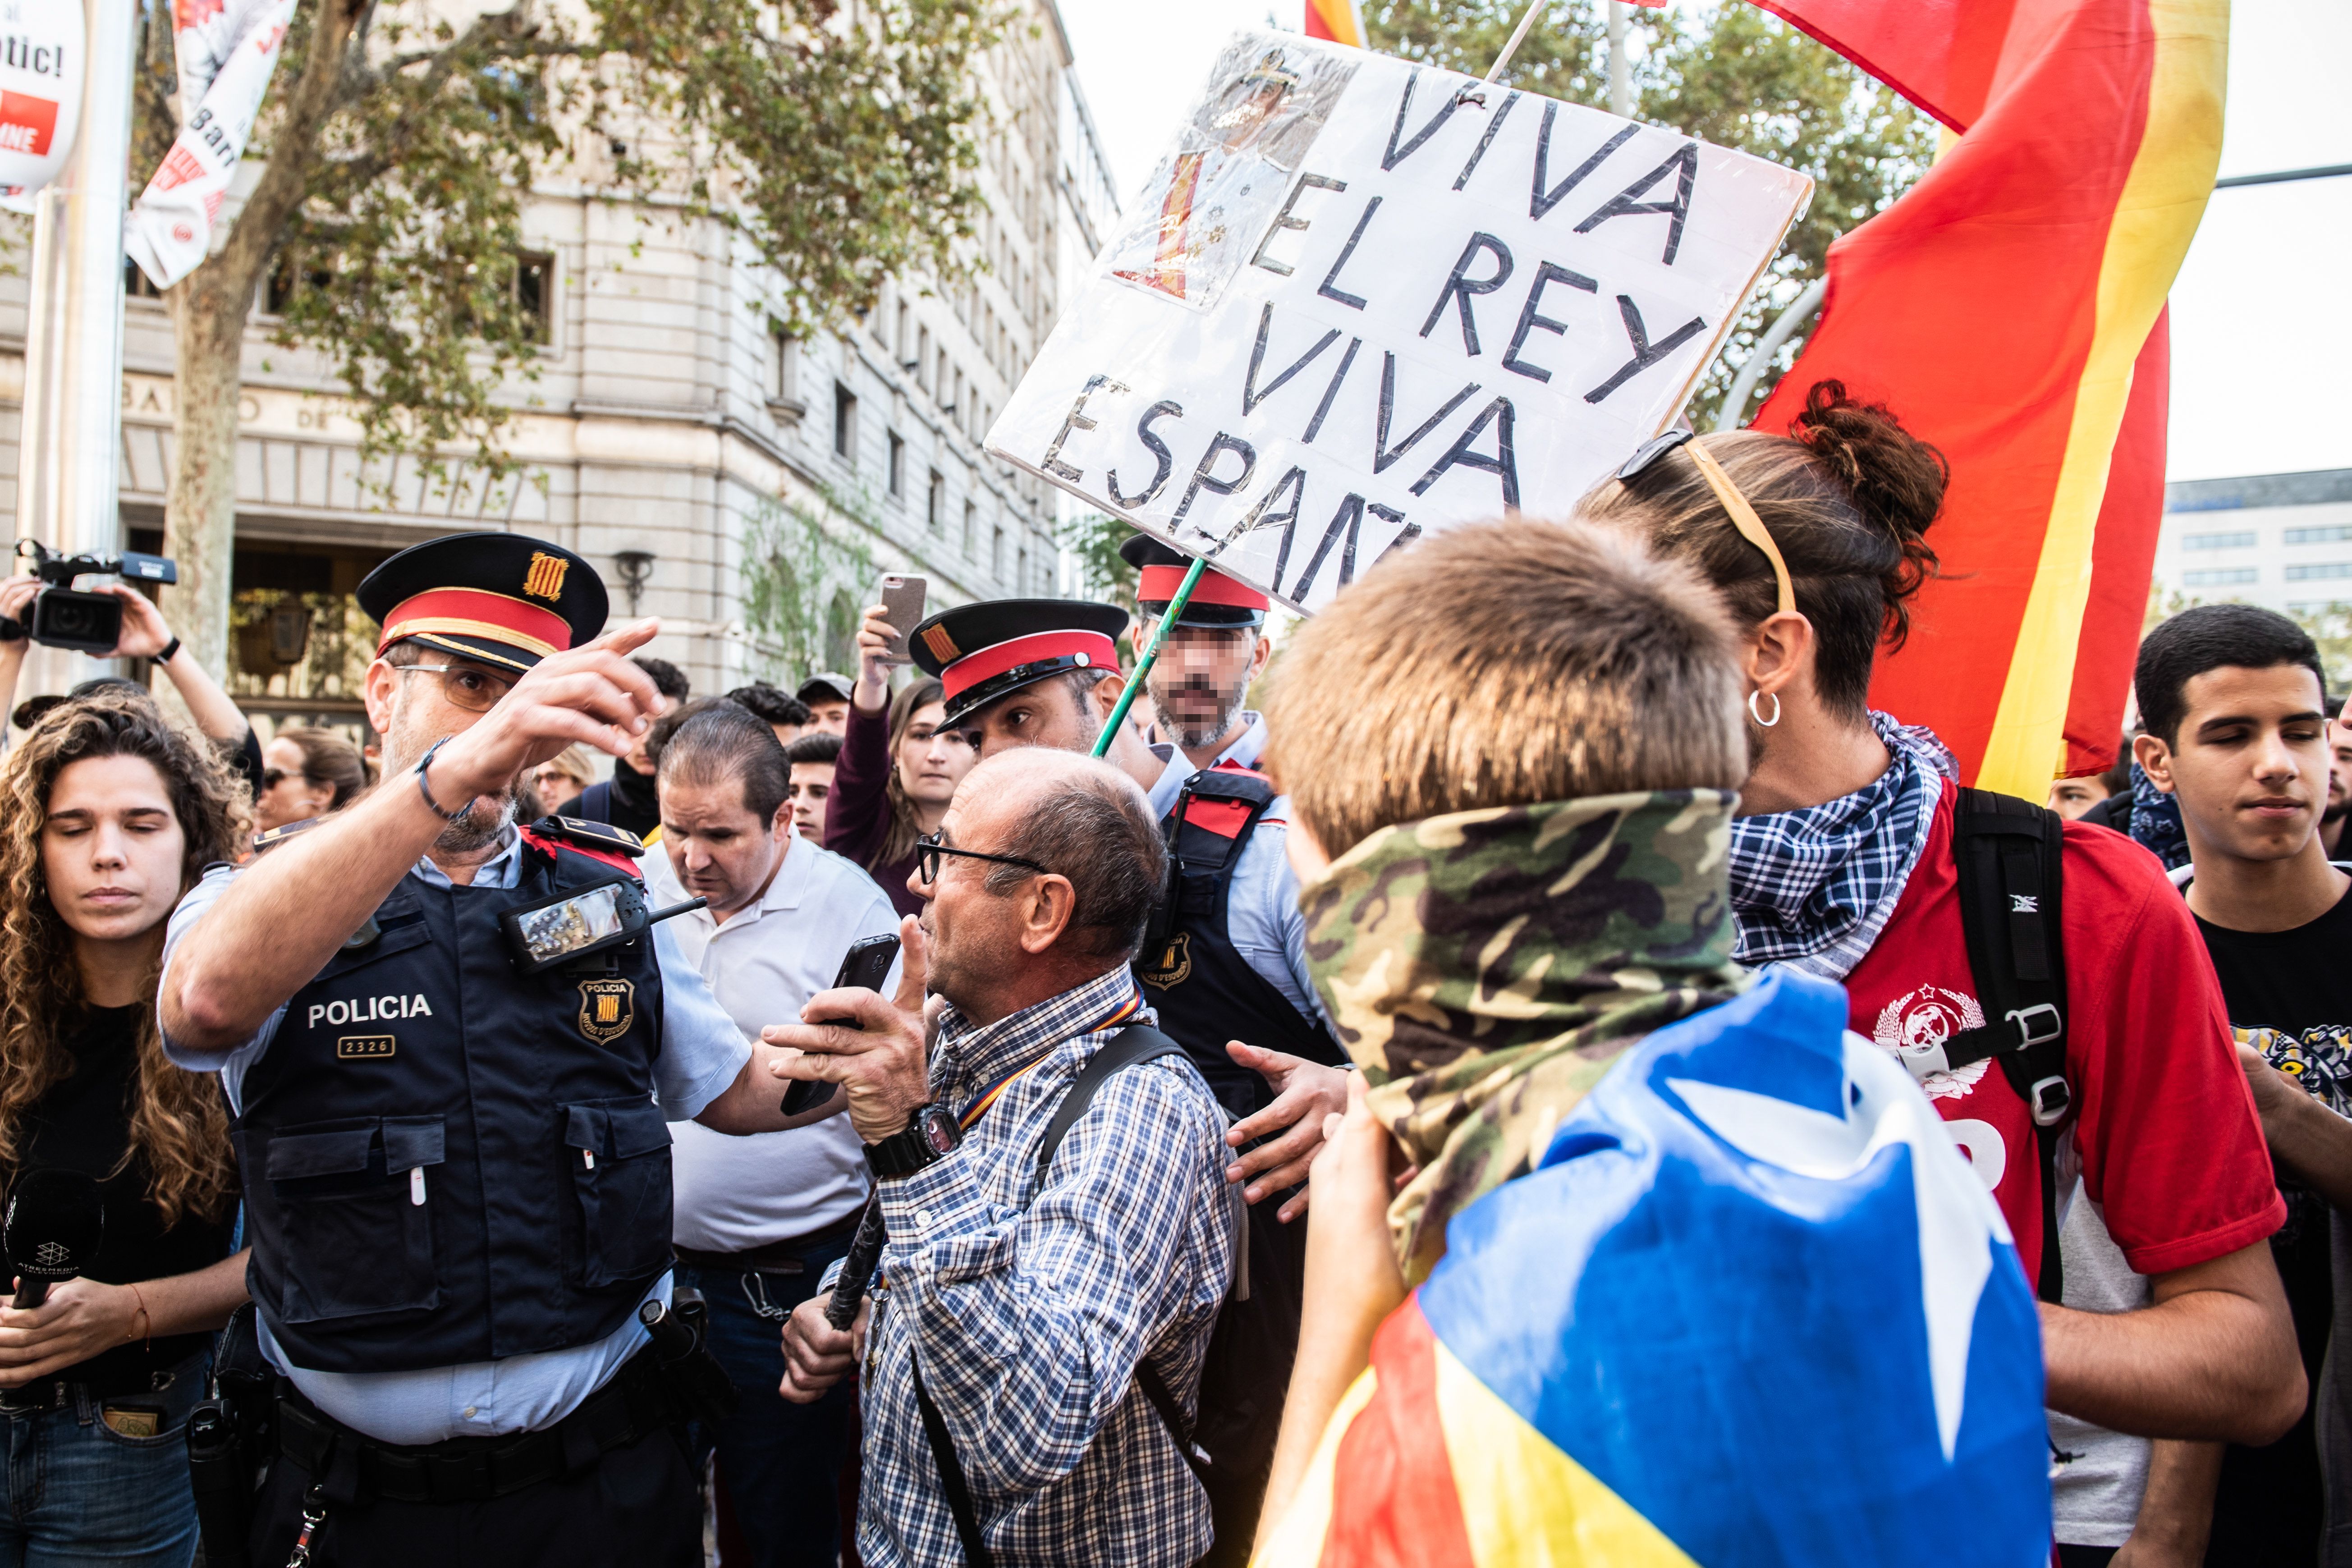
top-left (1591, 383), bottom-right (2304, 1521)
top-left (726, 683), bottom-right (814, 749)
top-left (1252, 517), bottom-right (2050, 1564)
top-left (784, 729), bottom-right (841, 842)
top-left (2128, 605), bottom-right (2352, 1566)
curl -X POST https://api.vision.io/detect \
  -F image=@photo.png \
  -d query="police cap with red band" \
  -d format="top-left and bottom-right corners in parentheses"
top-left (1118, 534), bottom-right (1268, 628)
top-left (909, 598), bottom-right (1130, 730)
top-left (357, 532), bottom-right (609, 674)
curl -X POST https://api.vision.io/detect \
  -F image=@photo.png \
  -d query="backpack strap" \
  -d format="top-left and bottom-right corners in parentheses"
top-left (912, 1351), bottom-right (998, 1568)
top-left (1030, 1022), bottom-right (1220, 1483)
top-left (1943, 787), bottom-right (2072, 1304)
top-left (1032, 1025), bottom-right (1195, 1190)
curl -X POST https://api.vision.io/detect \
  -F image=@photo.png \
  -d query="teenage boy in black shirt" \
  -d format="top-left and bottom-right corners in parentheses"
top-left (2137, 604), bottom-right (2352, 1566)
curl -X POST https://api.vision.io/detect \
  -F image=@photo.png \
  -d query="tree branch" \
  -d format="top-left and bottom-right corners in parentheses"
top-left (209, 0), bottom-right (370, 301)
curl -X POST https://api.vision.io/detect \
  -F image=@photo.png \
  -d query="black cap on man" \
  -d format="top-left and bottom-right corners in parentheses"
top-left (357, 532), bottom-right (608, 673)
top-left (909, 599), bottom-right (1129, 730)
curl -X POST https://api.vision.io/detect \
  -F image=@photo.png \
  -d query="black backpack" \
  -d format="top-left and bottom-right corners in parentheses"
top-left (1945, 788), bottom-right (2075, 1304)
top-left (909, 1025), bottom-right (1251, 1568)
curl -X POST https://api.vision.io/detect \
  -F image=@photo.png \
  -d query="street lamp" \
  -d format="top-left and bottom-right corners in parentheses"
top-left (614, 550), bottom-right (655, 618)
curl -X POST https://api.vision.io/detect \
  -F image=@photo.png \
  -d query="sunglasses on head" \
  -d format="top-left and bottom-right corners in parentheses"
top-left (1616, 428), bottom-right (1796, 617)
top-left (913, 830), bottom-right (1049, 888)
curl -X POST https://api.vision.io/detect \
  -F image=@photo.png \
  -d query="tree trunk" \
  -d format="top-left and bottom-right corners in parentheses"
top-left (154, 0), bottom-right (363, 683)
top-left (162, 269), bottom-right (248, 683)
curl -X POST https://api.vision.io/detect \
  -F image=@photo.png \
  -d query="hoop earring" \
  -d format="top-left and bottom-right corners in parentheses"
top-left (1748, 689), bottom-right (1782, 729)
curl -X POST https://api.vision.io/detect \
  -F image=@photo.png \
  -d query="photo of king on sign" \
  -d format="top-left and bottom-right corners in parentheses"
top-left (989, 29), bottom-right (1812, 616)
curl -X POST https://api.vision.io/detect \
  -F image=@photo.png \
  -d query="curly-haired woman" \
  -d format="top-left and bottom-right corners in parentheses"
top-left (0, 690), bottom-right (249, 1564)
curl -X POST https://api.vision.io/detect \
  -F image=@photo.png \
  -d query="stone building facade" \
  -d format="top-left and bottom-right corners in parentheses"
top-left (0, 0), bottom-right (1119, 738)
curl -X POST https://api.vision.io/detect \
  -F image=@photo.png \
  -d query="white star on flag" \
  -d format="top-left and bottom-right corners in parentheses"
top-left (1669, 1031), bottom-right (2013, 1461)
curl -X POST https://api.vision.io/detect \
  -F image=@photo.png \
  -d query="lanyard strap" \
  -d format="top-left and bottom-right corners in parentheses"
top-left (952, 986), bottom-right (1145, 1130)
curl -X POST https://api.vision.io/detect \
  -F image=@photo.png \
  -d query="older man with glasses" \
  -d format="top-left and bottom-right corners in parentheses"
top-left (774, 746), bottom-right (1238, 1568)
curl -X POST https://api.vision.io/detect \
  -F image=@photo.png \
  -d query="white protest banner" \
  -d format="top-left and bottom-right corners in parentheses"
top-left (124, 0), bottom-right (297, 291)
top-left (0, 5), bottom-right (86, 213)
top-left (986, 31), bottom-right (1812, 614)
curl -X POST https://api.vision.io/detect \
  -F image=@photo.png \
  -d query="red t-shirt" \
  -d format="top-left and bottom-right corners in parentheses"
top-left (1843, 781), bottom-right (2284, 1289)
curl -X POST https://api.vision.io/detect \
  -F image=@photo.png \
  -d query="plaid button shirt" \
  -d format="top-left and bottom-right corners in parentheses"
top-left (855, 967), bottom-right (1236, 1568)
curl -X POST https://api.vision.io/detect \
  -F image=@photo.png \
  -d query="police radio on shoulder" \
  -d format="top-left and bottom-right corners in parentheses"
top-left (500, 876), bottom-right (708, 976)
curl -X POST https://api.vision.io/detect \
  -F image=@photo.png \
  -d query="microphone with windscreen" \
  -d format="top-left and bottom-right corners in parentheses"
top-left (4, 1169), bottom-right (104, 1309)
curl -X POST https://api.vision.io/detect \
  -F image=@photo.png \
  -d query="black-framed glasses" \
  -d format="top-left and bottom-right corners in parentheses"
top-left (914, 830), bottom-right (1050, 887)
top-left (397, 663), bottom-right (518, 713)
top-left (261, 767), bottom-right (289, 790)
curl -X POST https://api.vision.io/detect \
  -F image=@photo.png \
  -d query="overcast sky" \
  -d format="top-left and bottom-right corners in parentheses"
top-left (1057, 0), bottom-right (2352, 484)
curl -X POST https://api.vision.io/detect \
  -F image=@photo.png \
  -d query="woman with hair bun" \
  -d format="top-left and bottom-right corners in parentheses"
top-left (1586, 381), bottom-right (2304, 1550)
top-left (0, 688), bottom-right (249, 1564)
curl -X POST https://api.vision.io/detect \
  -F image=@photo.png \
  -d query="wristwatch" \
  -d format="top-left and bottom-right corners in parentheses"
top-left (864, 1105), bottom-right (960, 1179)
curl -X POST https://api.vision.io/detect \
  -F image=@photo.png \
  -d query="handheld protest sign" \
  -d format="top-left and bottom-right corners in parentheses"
top-left (987, 30), bottom-right (1812, 615)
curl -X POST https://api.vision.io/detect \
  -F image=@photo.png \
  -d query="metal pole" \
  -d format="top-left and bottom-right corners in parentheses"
top-left (1091, 556), bottom-right (1204, 759)
top-left (2213, 163), bottom-right (2352, 189)
top-left (1607, 1), bottom-right (1631, 117)
top-left (1712, 275), bottom-right (1828, 432)
top-left (14, 0), bottom-right (139, 697)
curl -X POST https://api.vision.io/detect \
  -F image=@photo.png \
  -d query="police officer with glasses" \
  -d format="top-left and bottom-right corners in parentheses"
top-left (159, 533), bottom-right (827, 1564)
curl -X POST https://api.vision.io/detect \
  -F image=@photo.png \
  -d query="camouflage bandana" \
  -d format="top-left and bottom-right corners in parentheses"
top-left (1299, 790), bottom-right (1750, 1282)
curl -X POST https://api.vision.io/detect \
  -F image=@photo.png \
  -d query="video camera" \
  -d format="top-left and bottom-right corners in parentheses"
top-left (0, 540), bottom-right (179, 655)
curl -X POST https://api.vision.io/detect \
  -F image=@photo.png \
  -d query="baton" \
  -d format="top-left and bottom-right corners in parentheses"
top-left (825, 1190), bottom-right (887, 1330)
top-left (1092, 556), bottom-right (1207, 758)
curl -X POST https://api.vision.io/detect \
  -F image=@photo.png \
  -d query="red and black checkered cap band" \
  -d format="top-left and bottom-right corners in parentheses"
top-left (1137, 564), bottom-right (1269, 611)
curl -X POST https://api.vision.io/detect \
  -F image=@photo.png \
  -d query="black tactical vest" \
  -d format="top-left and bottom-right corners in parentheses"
top-left (1133, 765), bottom-right (1347, 1120)
top-left (235, 826), bottom-right (672, 1375)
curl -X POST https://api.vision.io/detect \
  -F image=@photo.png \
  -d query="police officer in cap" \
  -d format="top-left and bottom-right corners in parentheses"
top-left (160, 532), bottom-right (827, 1563)
top-left (903, 560), bottom-right (1348, 1564)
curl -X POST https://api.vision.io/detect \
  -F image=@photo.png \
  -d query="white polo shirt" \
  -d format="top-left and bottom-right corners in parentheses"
top-left (647, 830), bottom-right (903, 1251)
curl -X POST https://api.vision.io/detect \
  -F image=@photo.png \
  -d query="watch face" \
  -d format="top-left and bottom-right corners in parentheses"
top-left (921, 1110), bottom-right (958, 1155)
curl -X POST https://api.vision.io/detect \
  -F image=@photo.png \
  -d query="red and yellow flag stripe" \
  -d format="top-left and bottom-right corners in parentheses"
top-left (1303, 0), bottom-right (1366, 48)
top-left (1751, 0), bottom-right (2226, 792)
top-left (1255, 1301), bottom-right (1697, 1567)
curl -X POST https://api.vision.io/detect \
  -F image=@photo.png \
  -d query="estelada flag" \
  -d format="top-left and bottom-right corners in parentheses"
top-left (1745, 0), bottom-right (2224, 792)
top-left (1253, 972), bottom-right (2052, 1567)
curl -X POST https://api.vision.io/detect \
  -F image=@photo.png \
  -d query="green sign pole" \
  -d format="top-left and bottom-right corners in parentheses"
top-left (1091, 556), bottom-right (1207, 758)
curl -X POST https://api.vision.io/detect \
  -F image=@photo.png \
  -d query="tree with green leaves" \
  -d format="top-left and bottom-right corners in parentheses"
top-left (132, 0), bottom-right (1008, 676)
top-left (1365, 0), bottom-right (1934, 426)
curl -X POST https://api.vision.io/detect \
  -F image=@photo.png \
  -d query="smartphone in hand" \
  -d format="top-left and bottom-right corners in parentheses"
top-left (780, 932), bottom-right (903, 1117)
top-left (877, 575), bottom-right (926, 664)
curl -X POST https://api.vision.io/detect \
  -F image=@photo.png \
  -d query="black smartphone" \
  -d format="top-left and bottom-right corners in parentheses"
top-left (781, 933), bottom-right (903, 1117)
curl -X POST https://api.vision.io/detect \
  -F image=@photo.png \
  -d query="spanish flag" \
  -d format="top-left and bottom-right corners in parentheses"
top-left (1302, 0), bottom-right (1366, 48)
top-left (1255, 973), bottom-right (2051, 1567)
top-left (1746, 0), bottom-right (2226, 792)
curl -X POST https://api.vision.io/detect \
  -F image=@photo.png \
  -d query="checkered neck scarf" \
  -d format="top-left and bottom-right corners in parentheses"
top-left (1725, 711), bottom-right (1958, 980)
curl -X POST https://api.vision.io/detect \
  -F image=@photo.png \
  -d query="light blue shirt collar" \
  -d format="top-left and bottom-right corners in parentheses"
top-left (408, 825), bottom-right (524, 890)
